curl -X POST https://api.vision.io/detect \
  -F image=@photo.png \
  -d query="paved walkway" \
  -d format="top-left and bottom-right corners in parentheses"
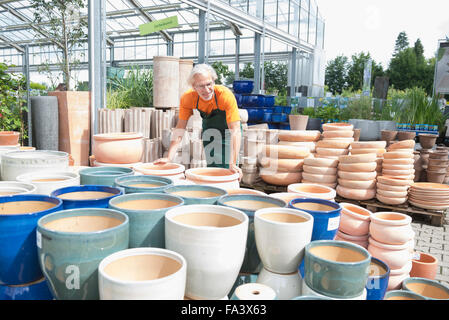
top-left (412, 212), bottom-right (449, 286)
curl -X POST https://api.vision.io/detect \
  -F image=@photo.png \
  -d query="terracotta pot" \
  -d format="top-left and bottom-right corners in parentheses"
top-left (338, 162), bottom-right (377, 172)
top-left (377, 175), bottom-right (413, 186)
top-left (376, 194), bottom-right (408, 205)
top-left (339, 203), bottom-right (372, 236)
top-left (368, 237), bottom-right (413, 270)
top-left (259, 169), bottom-right (302, 186)
top-left (337, 170), bottom-right (377, 181)
top-left (429, 151), bottom-right (449, 160)
top-left (301, 180), bottom-right (337, 189)
top-left (387, 140), bottom-right (415, 151)
top-left (316, 139), bottom-right (352, 149)
top-left (335, 230), bottom-right (369, 248)
top-left (369, 212), bottom-right (414, 245)
top-left (350, 148), bottom-right (386, 157)
top-left (336, 185), bottom-right (376, 200)
top-left (419, 134), bottom-right (437, 149)
top-left (338, 178), bottom-right (376, 189)
top-left (277, 130), bottom-right (321, 142)
top-left (322, 130), bottom-right (354, 138)
top-left (426, 170), bottom-right (446, 183)
top-left (259, 157), bottom-right (304, 172)
top-left (93, 132), bottom-right (144, 164)
top-left (278, 141), bottom-right (316, 152)
top-left (353, 128), bottom-right (361, 141)
top-left (339, 153), bottom-right (377, 164)
top-left (303, 165), bottom-right (337, 175)
top-left (288, 115), bottom-right (309, 131)
top-left (387, 261), bottom-right (412, 291)
top-left (410, 252), bottom-right (438, 280)
top-left (351, 141), bottom-right (387, 149)
top-left (287, 183), bottom-right (336, 201)
top-left (134, 162), bottom-right (185, 182)
top-left (382, 163), bottom-right (414, 171)
top-left (0, 131), bottom-right (20, 146)
top-left (381, 130), bottom-right (397, 142)
top-left (376, 188), bottom-right (408, 198)
top-left (303, 157), bottom-right (338, 168)
top-left (397, 131), bottom-right (416, 141)
top-left (316, 147), bottom-right (349, 157)
top-left (265, 145), bottom-right (310, 159)
top-left (302, 172), bottom-right (337, 183)
top-left (322, 123), bottom-right (354, 131)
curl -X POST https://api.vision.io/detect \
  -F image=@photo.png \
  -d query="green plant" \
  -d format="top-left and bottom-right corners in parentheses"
top-left (301, 107), bottom-right (317, 117)
top-left (0, 62), bottom-right (28, 142)
top-left (340, 96), bottom-right (373, 120)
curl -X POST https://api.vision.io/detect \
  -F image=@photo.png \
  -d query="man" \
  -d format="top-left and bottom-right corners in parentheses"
top-left (155, 63), bottom-right (242, 180)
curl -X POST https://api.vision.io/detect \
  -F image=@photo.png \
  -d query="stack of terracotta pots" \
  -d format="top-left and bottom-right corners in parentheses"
top-left (367, 212), bottom-right (415, 290)
top-left (336, 203), bottom-right (373, 249)
top-left (349, 141), bottom-right (386, 176)
top-left (302, 157), bottom-right (338, 188)
top-left (259, 144), bottom-right (310, 186)
top-left (315, 123), bottom-right (354, 160)
top-left (336, 153), bottom-right (377, 200)
top-left (376, 140), bottom-right (415, 205)
top-left (426, 149), bottom-right (449, 184)
top-left (277, 130), bottom-right (321, 155)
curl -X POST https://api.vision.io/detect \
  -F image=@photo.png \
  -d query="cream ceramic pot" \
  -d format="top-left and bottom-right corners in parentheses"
top-left (165, 204), bottom-right (248, 300)
top-left (98, 247), bottom-right (187, 300)
top-left (254, 208), bottom-right (313, 274)
top-left (256, 267), bottom-right (302, 300)
top-left (16, 171), bottom-right (80, 195)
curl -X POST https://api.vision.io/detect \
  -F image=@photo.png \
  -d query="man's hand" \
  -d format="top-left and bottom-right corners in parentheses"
top-left (229, 164), bottom-right (243, 182)
top-left (153, 157), bottom-right (170, 165)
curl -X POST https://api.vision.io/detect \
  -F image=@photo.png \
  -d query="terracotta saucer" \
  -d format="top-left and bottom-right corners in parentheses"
top-left (408, 199), bottom-right (449, 210)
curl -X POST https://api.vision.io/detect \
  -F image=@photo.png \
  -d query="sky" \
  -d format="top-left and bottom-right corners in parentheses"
top-left (316, 0), bottom-right (449, 68)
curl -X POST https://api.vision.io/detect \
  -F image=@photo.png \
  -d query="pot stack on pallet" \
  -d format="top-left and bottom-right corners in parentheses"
top-left (277, 129), bottom-right (320, 155)
top-left (426, 149), bottom-right (449, 184)
top-left (349, 141), bottom-right (386, 176)
top-left (302, 157), bottom-right (339, 188)
top-left (367, 212), bottom-right (415, 291)
top-left (376, 140), bottom-right (415, 205)
top-left (335, 203), bottom-right (373, 249)
top-left (315, 123), bottom-right (354, 160)
top-left (336, 153), bottom-right (377, 201)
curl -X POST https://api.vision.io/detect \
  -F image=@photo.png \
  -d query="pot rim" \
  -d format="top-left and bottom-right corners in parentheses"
top-left (367, 257), bottom-right (391, 279)
top-left (50, 185), bottom-right (123, 202)
top-left (133, 162), bottom-right (185, 176)
top-left (114, 175), bottom-right (173, 189)
top-left (0, 194), bottom-right (63, 217)
top-left (370, 211), bottom-right (412, 226)
top-left (16, 171), bottom-right (79, 183)
top-left (287, 183), bottom-right (336, 198)
top-left (305, 239), bottom-right (371, 266)
top-left (98, 247), bottom-right (186, 286)
top-left (339, 202), bottom-right (372, 220)
top-left (109, 193), bottom-right (184, 213)
top-left (289, 197), bottom-right (341, 214)
top-left (185, 167), bottom-right (240, 182)
top-left (79, 166), bottom-right (134, 177)
top-left (1, 150), bottom-right (69, 160)
top-left (93, 132), bottom-right (143, 141)
top-left (163, 184), bottom-right (227, 200)
top-left (384, 289), bottom-right (426, 300)
top-left (254, 207), bottom-right (314, 226)
top-left (217, 194), bottom-right (286, 215)
top-left (412, 251), bottom-right (438, 265)
top-left (402, 277), bottom-right (449, 300)
top-left (368, 236), bottom-right (413, 250)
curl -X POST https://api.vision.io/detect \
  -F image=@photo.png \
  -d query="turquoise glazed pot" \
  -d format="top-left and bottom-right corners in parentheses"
top-left (0, 277), bottom-right (53, 300)
top-left (402, 277), bottom-right (449, 300)
top-left (366, 257), bottom-right (390, 300)
top-left (109, 192), bottom-right (184, 248)
top-left (217, 194), bottom-right (286, 274)
top-left (304, 240), bottom-right (371, 299)
top-left (0, 194), bottom-right (63, 285)
top-left (163, 184), bottom-right (227, 205)
top-left (384, 289), bottom-right (426, 300)
top-left (79, 166), bottom-right (134, 186)
top-left (37, 208), bottom-right (129, 300)
top-left (114, 175), bottom-right (173, 194)
top-left (51, 185), bottom-right (122, 209)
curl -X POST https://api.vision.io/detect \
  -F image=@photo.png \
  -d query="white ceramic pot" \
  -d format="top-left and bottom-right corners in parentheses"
top-left (184, 167), bottom-right (240, 190)
top-left (287, 183), bottom-right (336, 201)
top-left (369, 212), bottom-right (414, 245)
top-left (133, 162), bottom-right (185, 183)
top-left (165, 204), bottom-right (249, 300)
top-left (98, 247), bottom-right (186, 300)
top-left (16, 171), bottom-right (80, 195)
top-left (254, 208), bottom-right (313, 274)
top-left (301, 279), bottom-right (367, 300)
top-left (231, 283), bottom-right (277, 300)
top-left (0, 181), bottom-right (36, 195)
top-left (256, 267), bottom-right (302, 300)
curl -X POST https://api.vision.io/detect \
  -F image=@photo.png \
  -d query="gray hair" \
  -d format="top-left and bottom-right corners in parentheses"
top-left (187, 64), bottom-right (218, 87)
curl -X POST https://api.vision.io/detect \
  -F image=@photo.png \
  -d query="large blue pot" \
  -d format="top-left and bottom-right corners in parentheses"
top-left (246, 108), bottom-right (263, 122)
top-left (289, 198), bottom-right (341, 241)
top-left (37, 208), bottom-right (129, 300)
top-left (274, 106), bottom-right (284, 113)
top-left (218, 194), bottom-right (286, 274)
top-left (114, 175), bottom-right (173, 194)
top-left (51, 185), bottom-right (123, 209)
top-left (0, 277), bottom-right (53, 300)
top-left (366, 257), bottom-right (390, 300)
top-left (271, 113), bottom-right (286, 123)
top-left (264, 95), bottom-right (275, 108)
top-left (304, 240), bottom-right (371, 299)
top-left (233, 80), bottom-right (254, 94)
top-left (79, 166), bottom-right (134, 186)
top-left (234, 93), bottom-right (243, 106)
top-left (242, 94), bottom-right (265, 108)
top-left (109, 192), bottom-right (184, 248)
top-left (0, 194), bottom-right (63, 285)
top-left (164, 184), bottom-right (227, 205)
top-left (262, 112), bottom-right (272, 123)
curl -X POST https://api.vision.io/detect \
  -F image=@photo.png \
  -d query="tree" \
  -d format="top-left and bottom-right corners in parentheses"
top-left (236, 61), bottom-right (288, 95)
top-left (345, 52), bottom-right (384, 92)
top-left (211, 61), bottom-right (234, 85)
top-left (325, 55), bottom-right (349, 95)
top-left (394, 31), bottom-right (409, 55)
top-left (30, 0), bottom-right (87, 91)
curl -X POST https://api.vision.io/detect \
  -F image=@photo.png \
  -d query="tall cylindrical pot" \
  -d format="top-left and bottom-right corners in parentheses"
top-left (30, 96), bottom-right (59, 151)
top-left (153, 56), bottom-right (180, 108)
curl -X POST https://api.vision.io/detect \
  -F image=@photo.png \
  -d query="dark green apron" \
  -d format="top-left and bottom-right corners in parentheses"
top-left (196, 93), bottom-right (239, 168)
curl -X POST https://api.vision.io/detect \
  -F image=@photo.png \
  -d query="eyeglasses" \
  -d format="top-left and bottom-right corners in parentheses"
top-left (194, 81), bottom-right (214, 90)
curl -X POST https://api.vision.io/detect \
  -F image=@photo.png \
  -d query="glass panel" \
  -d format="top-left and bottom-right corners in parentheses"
top-left (308, 13), bottom-right (316, 46)
top-left (277, 0), bottom-right (289, 33)
top-left (289, 0), bottom-right (299, 37)
top-left (316, 18), bottom-right (324, 49)
top-left (264, 0), bottom-right (278, 26)
top-left (299, 8), bottom-right (308, 42)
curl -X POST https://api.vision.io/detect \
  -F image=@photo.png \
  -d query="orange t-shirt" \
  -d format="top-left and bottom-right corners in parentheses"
top-left (178, 85), bottom-right (240, 124)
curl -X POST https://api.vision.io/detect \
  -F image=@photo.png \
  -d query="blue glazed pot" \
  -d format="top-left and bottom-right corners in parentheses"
top-left (51, 185), bottom-right (123, 209)
top-left (242, 94), bottom-right (265, 108)
top-left (246, 108), bottom-right (263, 122)
top-left (233, 80), bottom-right (254, 94)
top-left (402, 277), bottom-right (449, 300)
top-left (0, 277), bottom-right (53, 300)
top-left (262, 113), bottom-right (272, 123)
top-left (304, 240), bottom-right (371, 299)
top-left (280, 122), bottom-right (290, 130)
top-left (264, 95), bottom-right (275, 108)
top-left (271, 113), bottom-right (284, 123)
top-left (37, 208), bottom-right (129, 300)
top-left (283, 106), bottom-right (292, 114)
top-left (164, 184), bottom-right (227, 205)
top-left (218, 194), bottom-right (286, 274)
top-left (0, 194), bottom-right (63, 285)
top-left (262, 107), bottom-right (274, 114)
top-left (114, 175), bottom-right (173, 194)
top-left (268, 123), bottom-right (280, 129)
top-left (109, 192), bottom-right (184, 248)
top-left (289, 198), bottom-right (341, 241)
top-left (384, 289), bottom-right (426, 300)
top-left (79, 166), bottom-right (134, 186)
top-left (365, 257), bottom-right (390, 300)
top-left (274, 106), bottom-right (284, 113)
top-left (234, 93), bottom-right (243, 106)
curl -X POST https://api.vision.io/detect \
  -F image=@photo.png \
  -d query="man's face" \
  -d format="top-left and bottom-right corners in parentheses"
top-left (193, 74), bottom-right (215, 101)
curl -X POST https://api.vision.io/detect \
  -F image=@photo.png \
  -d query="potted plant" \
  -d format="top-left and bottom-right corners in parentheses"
top-left (30, 0), bottom-right (90, 165)
top-left (300, 107), bottom-right (322, 131)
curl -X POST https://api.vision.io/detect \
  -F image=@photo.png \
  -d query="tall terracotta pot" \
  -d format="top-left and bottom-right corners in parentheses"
top-left (48, 91), bottom-right (91, 166)
top-left (288, 115), bottom-right (309, 130)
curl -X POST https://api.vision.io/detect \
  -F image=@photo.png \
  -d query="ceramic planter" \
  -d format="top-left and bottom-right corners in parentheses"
top-left (98, 247), bottom-right (186, 300)
top-left (259, 170), bottom-right (302, 186)
top-left (109, 192), bottom-right (184, 248)
top-left (337, 185), bottom-right (376, 201)
top-left (277, 130), bottom-right (321, 142)
top-left (381, 130), bottom-right (397, 142)
top-left (114, 175), bottom-right (173, 194)
top-left (369, 212), bottom-right (414, 245)
top-left (289, 198), bottom-right (342, 241)
top-left (304, 240), bottom-right (371, 299)
top-left (338, 203), bottom-right (372, 236)
top-left (304, 157), bottom-right (338, 168)
top-left (365, 257), bottom-right (390, 300)
top-left (287, 183), bottom-right (336, 201)
top-left (384, 289), bottom-right (425, 300)
top-left (338, 179), bottom-right (376, 189)
top-left (93, 132), bottom-right (144, 164)
top-left (368, 236), bottom-right (413, 270)
top-left (0, 181), bottom-right (36, 196)
top-left (288, 115), bottom-right (309, 131)
top-left (269, 192), bottom-right (305, 204)
top-left (16, 171), bottom-right (80, 195)
top-left (226, 188), bottom-right (267, 196)
top-left (388, 260), bottom-right (412, 290)
top-left (218, 194), bottom-right (286, 274)
top-left (410, 252), bottom-right (438, 280)
top-left (79, 166), bottom-right (134, 187)
top-left (335, 230), bottom-right (369, 248)
top-left (301, 279), bottom-right (366, 300)
top-left (37, 208), bottom-right (129, 300)
top-left (256, 267), bottom-right (302, 300)
top-left (165, 204), bottom-right (249, 300)
top-left (133, 163), bottom-right (185, 183)
top-left (185, 167), bottom-right (240, 190)
top-left (419, 134), bottom-right (437, 149)
top-left (397, 131), bottom-right (416, 141)
top-left (402, 277), bottom-right (449, 300)
top-left (0, 194), bottom-right (63, 285)
top-left (51, 185), bottom-right (123, 209)
top-left (0, 277), bottom-right (53, 300)
top-left (254, 208), bottom-right (313, 274)
top-left (0, 131), bottom-right (20, 145)
top-left (164, 184), bottom-right (227, 205)
top-left (322, 123), bottom-right (354, 131)
top-left (231, 283), bottom-right (277, 300)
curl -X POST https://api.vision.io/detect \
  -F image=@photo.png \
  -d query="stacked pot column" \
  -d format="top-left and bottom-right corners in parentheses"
top-left (376, 140), bottom-right (416, 205)
top-left (368, 212), bottom-right (415, 290)
top-left (302, 157), bottom-right (339, 189)
top-left (426, 149), bottom-right (449, 184)
top-left (315, 122), bottom-right (354, 161)
top-left (349, 141), bottom-right (387, 177)
top-left (336, 153), bottom-right (378, 201)
top-left (336, 203), bottom-right (373, 249)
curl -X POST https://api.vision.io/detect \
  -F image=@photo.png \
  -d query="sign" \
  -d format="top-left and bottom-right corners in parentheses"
top-left (139, 16), bottom-right (178, 36)
top-left (362, 59), bottom-right (372, 96)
